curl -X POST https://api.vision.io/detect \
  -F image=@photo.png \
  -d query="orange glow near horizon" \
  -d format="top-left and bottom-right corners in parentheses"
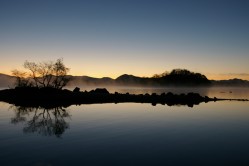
top-left (206, 74), bottom-right (249, 81)
top-left (1, 0), bottom-right (249, 86)
top-left (1, 46), bottom-right (249, 81)
top-left (2, 69), bottom-right (248, 81)
top-left (0, 52), bottom-right (248, 81)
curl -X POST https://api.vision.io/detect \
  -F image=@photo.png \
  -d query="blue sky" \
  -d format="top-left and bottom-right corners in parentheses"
top-left (0, 0), bottom-right (249, 79)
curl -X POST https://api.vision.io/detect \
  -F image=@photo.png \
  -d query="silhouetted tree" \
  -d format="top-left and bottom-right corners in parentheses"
top-left (11, 69), bottom-right (31, 87)
top-left (13, 58), bottom-right (71, 89)
top-left (51, 59), bottom-right (71, 89)
top-left (152, 71), bottom-right (169, 78)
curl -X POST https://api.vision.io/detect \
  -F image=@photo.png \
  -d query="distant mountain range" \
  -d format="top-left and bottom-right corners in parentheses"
top-left (211, 78), bottom-right (249, 87)
top-left (0, 73), bottom-right (15, 88)
top-left (1, 72), bottom-right (249, 88)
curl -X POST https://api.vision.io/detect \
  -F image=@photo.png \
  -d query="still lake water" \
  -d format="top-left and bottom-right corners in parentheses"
top-left (0, 87), bottom-right (249, 166)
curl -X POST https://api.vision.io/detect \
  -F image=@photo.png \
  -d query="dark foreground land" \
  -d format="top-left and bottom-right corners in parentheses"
top-left (0, 87), bottom-right (248, 108)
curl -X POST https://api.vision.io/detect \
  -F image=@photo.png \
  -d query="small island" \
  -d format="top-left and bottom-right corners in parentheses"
top-left (0, 87), bottom-right (248, 108)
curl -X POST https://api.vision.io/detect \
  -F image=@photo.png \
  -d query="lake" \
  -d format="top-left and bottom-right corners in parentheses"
top-left (0, 87), bottom-right (249, 166)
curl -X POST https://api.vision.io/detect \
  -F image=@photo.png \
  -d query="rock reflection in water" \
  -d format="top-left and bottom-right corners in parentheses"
top-left (10, 106), bottom-right (70, 137)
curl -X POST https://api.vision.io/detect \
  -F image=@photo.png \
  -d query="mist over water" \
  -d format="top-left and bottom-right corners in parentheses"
top-left (65, 86), bottom-right (249, 99)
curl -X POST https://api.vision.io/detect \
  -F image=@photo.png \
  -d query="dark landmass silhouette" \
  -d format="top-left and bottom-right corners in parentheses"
top-left (211, 78), bottom-right (249, 87)
top-left (70, 69), bottom-right (212, 86)
top-left (0, 87), bottom-right (248, 108)
top-left (69, 75), bottom-right (249, 87)
top-left (0, 73), bottom-right (15, 87)
top-left (1, 70), bottom-right (249, 88)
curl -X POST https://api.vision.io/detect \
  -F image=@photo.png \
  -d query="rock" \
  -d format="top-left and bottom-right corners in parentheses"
top-left (94, 88), bottom-right (109, 94)
top-left (73, 87), bottom-right (80, 93)
top-left (152, 93), bottom-right (157, 96)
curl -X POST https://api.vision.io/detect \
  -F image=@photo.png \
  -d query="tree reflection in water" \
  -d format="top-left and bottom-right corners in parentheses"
top-left (10, 106), bottom-right (71, 138)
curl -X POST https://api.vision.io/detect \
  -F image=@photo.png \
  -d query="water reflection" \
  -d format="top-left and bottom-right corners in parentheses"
top-left (10, 106), bottom-right (70, 137)
top-left (1, 101), bottom-right (249, 165)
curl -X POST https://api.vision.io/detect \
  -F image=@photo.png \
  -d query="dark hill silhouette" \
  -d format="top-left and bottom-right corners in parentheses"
top-left (116, 74), bottom-right (140, 82)
top-left (1, 70), bottom-right (249, 87)
top-left (115, 74), bottom-right (153, 86)
top-left (156, 69), bottom-right (211, 86)
top-left (68, 75), bottom-right (115, 86)
top-left (0, 73), bottom-right (15, 87)
top-left (211, 78), bottom-right (249, 87)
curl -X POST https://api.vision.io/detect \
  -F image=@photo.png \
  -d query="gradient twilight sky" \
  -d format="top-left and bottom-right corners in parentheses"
top-left (0, 0), bottom-right (249, 80)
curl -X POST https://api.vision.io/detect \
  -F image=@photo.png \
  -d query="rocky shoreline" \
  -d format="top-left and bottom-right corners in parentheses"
top-left (0, 87), bottom-right (248, 108)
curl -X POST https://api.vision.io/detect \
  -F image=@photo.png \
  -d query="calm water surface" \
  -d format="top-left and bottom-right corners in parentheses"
top-left (0, 87), bottom-right (249, 166)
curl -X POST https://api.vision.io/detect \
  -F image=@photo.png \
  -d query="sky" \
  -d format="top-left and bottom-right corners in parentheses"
top-left (0, 0), bottom-right (249, 80)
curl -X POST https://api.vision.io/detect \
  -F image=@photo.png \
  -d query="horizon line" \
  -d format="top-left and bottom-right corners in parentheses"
top-left (1, 72), bottom-right (249, 81)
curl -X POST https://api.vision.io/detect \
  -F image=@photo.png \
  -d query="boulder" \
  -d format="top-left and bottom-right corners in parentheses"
top-left (94, 88), bottom-right (109, 94)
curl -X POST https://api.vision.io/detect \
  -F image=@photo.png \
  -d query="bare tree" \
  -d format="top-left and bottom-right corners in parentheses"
top-left (13, 58), bottom-right (71, 89)
top-left (52, 59), bottom-right (70, 89)
top-left (11, 69), bottom-right (30, 87)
